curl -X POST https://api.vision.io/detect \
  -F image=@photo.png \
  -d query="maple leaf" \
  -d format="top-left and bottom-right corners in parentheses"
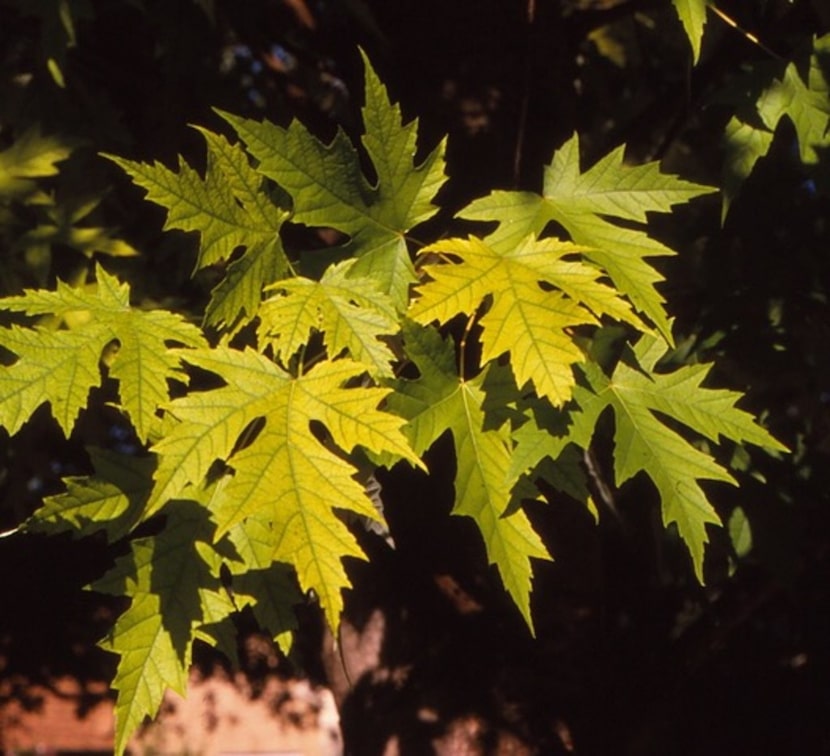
top-left (388, 322), bottom-right (550, 631)
top-left (757, 37), bottom-right (830, 165)
top-left (107, 127), bottom-right (290, 332)
top-left (460, 133), bottom-right (717, 340)
top-left (411, 233), bottom-right (643, 405)
top-left (258, 259), bottom-right (399, 377)
top-left (220, 51), bottom-right (447, 310)
top-left (0, 264), bottom-right (205, 441)
top-left (722, 34), bottom-right (830, 214)
top-left (24, 447), bottom-right (153, 542)
top-left (92, 501), bottom-right (232, 756)
top-left (672, 0), bottom-right (708, 63)
top-left (564, 333), bottom-right (787, 579)
top-left (149, 347), bottom-right (420, 629)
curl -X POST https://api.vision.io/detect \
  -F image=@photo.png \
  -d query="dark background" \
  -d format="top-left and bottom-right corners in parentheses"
top-left (1, 1), bottom-right (829, 753)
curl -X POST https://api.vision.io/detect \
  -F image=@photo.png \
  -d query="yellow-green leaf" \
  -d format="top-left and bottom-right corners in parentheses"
top-left (0, 265), bottom-right (205, 442)
top-left (412, 234), bottom-right (642, 405)
top-left (389, 322), bottom-right (550, 631)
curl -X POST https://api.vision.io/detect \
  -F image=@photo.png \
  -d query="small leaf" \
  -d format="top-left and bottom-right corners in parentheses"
top-left (728, 506), bottom-right (753, 558)
top-left (0, 126), bottom-right (76, 199)
top-left (25, 448), bottom-right (153, 541)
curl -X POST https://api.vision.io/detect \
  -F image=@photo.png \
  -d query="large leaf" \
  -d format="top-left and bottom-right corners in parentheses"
top-left (389, 322), bottom-right (550, 631)
top-left (0, 264), bottom-right (205, 441)
top-left (411, 233), bottom-right (641, 405)
top-left (149, 348), bottom-right (420, 629)
top-left (461, 134), bottom-right (716, 340)
top-left (107, 128), bottom-right (290, 332)
top-left (221, 52), bottom-right (447, 309)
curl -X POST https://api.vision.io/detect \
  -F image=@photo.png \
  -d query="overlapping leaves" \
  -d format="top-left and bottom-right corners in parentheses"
top-left (0, 52), bottom-right (791, 756)
top-left (512, 333), bottom-right (787, 580)
top-left (221, 51), bottom-right (447, 310)
top-left (258, 259), bottom-right (398, 377)
top-left (461, 133), bottom-right (716, 339)
top-left (149, 346), bottom-right (420, 629)
top-left (107, 128), bottom-right (291, 332)
top-left (411, 233), bottom-right (642, 405)
top-left (389, 322), bottom-right (549, 629)
top-left (722, 34), bottom-right (830, 213)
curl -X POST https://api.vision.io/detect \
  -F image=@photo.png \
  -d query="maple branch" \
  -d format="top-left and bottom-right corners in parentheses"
top-left (709, 4), bottom-right (783, 61)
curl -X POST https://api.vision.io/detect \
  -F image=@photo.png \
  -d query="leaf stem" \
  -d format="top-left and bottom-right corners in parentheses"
top-left (458, 310), bottom-right (477, 381)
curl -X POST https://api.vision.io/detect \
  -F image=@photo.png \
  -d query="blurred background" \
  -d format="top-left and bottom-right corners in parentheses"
top-left (1, 1), bottom-right (829, 753)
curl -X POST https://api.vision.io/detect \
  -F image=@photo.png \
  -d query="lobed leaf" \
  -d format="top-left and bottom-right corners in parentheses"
top-left (461, 134), bottom-right (716, 341)
top-left (220, 52), bottom-right (447, 310)
top-left (389, 322), bottom-right (550, 631)
top-left (568, 334), bottom-right (786, 579)
top-left (92, 502), bottom-right (232, 755)
top-left (258, 259), bottom-right (399, 377)
top-left (107, 129), bottom-right (290, 332)
top-left (150, 348), bottom-right (420, 629)
top-left (0, 265), bottom-right (205, 442)
top-left (412, 234), bottom-right (642, 405)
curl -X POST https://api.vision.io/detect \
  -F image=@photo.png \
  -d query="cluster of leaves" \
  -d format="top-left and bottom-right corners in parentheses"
top-left (0, 41), bottom-right (790, 750)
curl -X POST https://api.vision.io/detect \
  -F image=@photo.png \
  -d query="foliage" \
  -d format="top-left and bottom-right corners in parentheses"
top-left (1, 1), bottom-right (828, 753)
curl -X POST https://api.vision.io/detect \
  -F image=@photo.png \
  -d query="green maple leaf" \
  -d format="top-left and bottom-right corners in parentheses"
top-left (411, 233), bottom-right (643, 405)
top-left (24, 448), bottom-right (153, 542)
top-left (220, 51), bottom-right (447, 310)
top-left (92, 501), bottom-right (231, 755)
top-left (671, 0), bottom-right (708, 63)
top-left (258, 259), bottom-right (399, 377)
top-left (461, 134), bottom-right (717, 340)
top-left (389, 322), bottom-right (550, 631)
top-left (568, 333), bottom-right (787, 579)
top-left (757, 40), bottom-right (830, 164)
top-left (149, 347), bottom-right (420, 629)
top-left (107, 127), bottom-right (290, 332)
top-left (723, 35), bottom-right (830, 214)
top-left (0, 264), bottom-right (205, 441)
